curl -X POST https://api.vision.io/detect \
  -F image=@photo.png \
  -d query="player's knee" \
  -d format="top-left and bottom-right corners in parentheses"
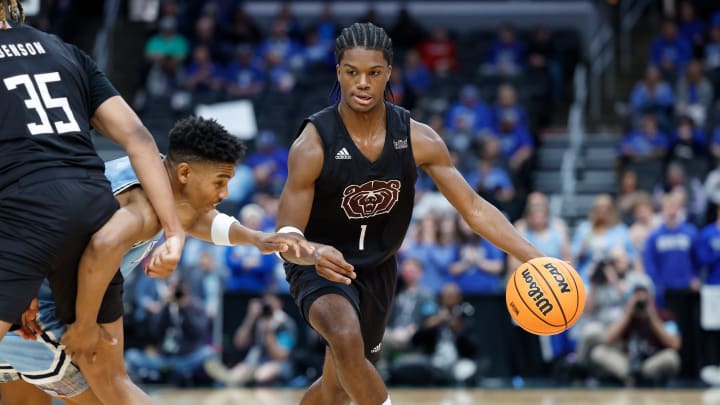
top-left (87, 229), bottom-right (122, 258)
top-left (325, 327), bottom-right (364, 355)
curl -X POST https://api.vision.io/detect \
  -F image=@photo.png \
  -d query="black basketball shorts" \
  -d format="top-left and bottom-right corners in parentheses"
top-left (0, 168), bottom-right (120, 326)
top-left (285, 258), bottom-right (397, 362)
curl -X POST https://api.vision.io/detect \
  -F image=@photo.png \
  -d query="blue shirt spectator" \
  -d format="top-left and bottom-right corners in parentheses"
top-left (256, 20), bottom-right (304, 68)
top-left (448, 237), bottom-right (505, 293)
top-left (225, 45), bottom-right (265, 98)
top-left (618, 115), bottom-right (669, 161)
top-left (706, 26), bottom-right (720, 70)
top-left (224, 204), bottom-right (278, 292)
top-left (302, 27), bottom-right (335, 67)
top-left (445, 85), bottom-right (491, 133)
top-left (677, 1), bottom-right (705, 47)
top-left (490, 83), bottom-right (528, 130)
top-left (245, 131), bottom-right (290, 196)
top-left (183, 45), bottom-right (224, 93)
top-left (644, 194), bottom-right (699, 292)
top-left (649, 20), bottom-right (692, 73)
top-left (694, 220), bottom-right (720, 285)
top-left (485, 25), bottom-right (526, 76)
top-left (403, 49), bottom-right (432, 95)
top-left (630, 67), bottom-right (675, 114)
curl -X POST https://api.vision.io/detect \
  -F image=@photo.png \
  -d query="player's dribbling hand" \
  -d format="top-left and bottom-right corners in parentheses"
top-left (61, 322), bottom-right (117, 363)
top-left (256, 232), bottom-right (315, 256)
top-left (313, 245), bottom-right (355, 285)
top-left (17, 298), bottom-right (41, 340)
top-left (145, 233), bottom-right (185, 278)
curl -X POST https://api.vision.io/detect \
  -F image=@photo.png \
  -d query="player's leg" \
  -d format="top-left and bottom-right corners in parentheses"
top-left (74, 317), bottom-right (152, 405)
top-left (306, 294), bottom-right (388, 405)
top-left (300, 347), bottom-right (350, 405)
top-left (0, 380), bottom-right (52, 405)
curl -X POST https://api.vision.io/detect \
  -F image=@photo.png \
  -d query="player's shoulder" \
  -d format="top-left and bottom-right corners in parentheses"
top-left (292, 120), bottom-right (324, 157)
top-left (409, 118), bottom-right (443, 146)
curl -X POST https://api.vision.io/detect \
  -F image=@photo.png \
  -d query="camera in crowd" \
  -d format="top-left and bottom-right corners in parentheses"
top-left (261, 302), bottom-right (274, 318)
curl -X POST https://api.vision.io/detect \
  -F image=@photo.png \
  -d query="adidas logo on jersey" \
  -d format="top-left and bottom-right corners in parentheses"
top-left (370, 342), bottom-right (382, 354)
top-left (335, 147), bottom-right (352, 160)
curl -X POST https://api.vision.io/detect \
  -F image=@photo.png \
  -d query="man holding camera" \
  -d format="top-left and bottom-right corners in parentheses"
top-left (204, 293), bottom-right (297, 387)
top-left (590, 284), bottom-right (681, 386)
top-left (124, 276), bottom-right (216, 386)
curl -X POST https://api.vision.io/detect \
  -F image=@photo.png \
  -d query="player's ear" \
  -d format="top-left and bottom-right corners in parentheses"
top-left (386, 65), bottom-right (392, 82)
top-left (336, 63), bottom-right (341, 81)
top-left (176, 162), bottom-right (191, 184)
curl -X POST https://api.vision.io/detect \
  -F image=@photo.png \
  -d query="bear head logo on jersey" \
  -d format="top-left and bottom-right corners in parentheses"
top-left (341, 180), bottom-right (401, 219)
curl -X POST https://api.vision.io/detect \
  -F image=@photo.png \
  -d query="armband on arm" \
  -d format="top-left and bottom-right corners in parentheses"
top-left (211, 213), bottom-right (239, 246)
top-left (275, 226), bottom-right (305, 261)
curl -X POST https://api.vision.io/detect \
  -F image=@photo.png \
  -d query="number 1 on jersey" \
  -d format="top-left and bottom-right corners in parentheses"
top-left (359, 224), bottom-right (367, 251)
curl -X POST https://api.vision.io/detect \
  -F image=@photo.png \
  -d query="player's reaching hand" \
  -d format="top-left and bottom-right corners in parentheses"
top-left (61, 322), bottom-right (117, 363)
top-left (145, 232), bottom-right (185, 278)
top-left (16, 298), bottom-right (41, 341)
top-left (255, 231), bottom-right (316, 256)
top-left (313, 245), bottom-right (356, 285)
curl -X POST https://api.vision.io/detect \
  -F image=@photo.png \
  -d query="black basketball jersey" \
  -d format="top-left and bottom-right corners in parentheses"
top-left (0, 24), bottom-right (119, 190)
top-left (301, 102), bottom-right (417, 269)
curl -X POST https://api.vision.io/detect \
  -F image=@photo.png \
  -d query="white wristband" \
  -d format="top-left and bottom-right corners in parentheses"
top-left (275, 225), bottom-right (305, 260)
top-left (211, 213), bottom-right (238, 246)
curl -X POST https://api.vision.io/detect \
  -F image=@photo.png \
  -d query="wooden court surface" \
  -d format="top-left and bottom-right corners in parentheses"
top-left (150, 388), bottom-right (720, 405)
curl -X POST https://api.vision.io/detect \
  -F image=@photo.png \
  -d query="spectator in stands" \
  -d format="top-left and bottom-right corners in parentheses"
top-left (696, 204), bottom-right (720, 387)
top-left (144, 55), bottom-right (184, 99)
top-left (675, 60), bottom-right (713, 127)
top-left (312, 4), bottom-right (336, 44)
top-left (403, 49), bottom-right (432, 96)
top-left (417, 26), bottom-right (459, 75)
top-left (221, 4), bottom-right (262, 44)
top-left (302, 26), bottom-right (335, 69)
top-left (617, 169), bottom-right (645, 223)
top-left (628, 193), bottom-right (660, 272)
top-left (225, 204), bottom-right (278, 292)
top-left (447, 215), bottom-right (505, 293)
top-left (483, 24), bottom-right (526, 77)
top-left (181, 251), bottom-right (222, 323)
top-left (705, 25), bottom-right (720, 94)
top-left (629, 67), bottom-right (674, 125)
top-left (145, 16), bottom-right (189, 64)
top-left (383, 257), bottom-right (436, 362)
top-left (577, 247), bottom-right (648, 368)
top-left (387, 66), bottom-right (417, 110)
top-left (643, 192), bottom-right (700, 301)
top-left (413, 283), bottom-right (479, 384)
top-left (225, 44), bottom-right (265, 98)
top-left (571, 194), bottom-right (635, 281)
top-left (205, 293), bottom-right (297, 387)
top-left (618, 114), bottom-right (670, 164)
top-left (464, 137), bottom-right (515, 214)
top-left (667, 115), bottom-right (708, 165)
top-left (265, 50), bottom-right (296, 93)
top-left (445, 84), bottom-right (491, 134)
top-left (527, 25), bottom-right (563, 103)
top-left (652, 162), bottom-right (707, 225)
top-left (390, 7), bottom-right (426, 49)
top-left (125, 277), bottom-right (217, 386)
top-left (490, 83), bottom-right (529, 131)
top-left (191, 14), bottom-right (226, 64)
top-left (401, 214), bottom-right (446, 294)
top-left (676, 1), bottom-right (705, 57)
top-left (704, 160), bottom-right (720, 222)
top-left (590, 284), bottom-right (681, 386)
top-left (182, 44), bottom-right (224, 95)
top-left (487, 106), bottom-right (534, 184)
top-left (510, 193), bottom-right (570, 272)
top-left (245, 130), bottom-right (289, 196)
top-left (650, 19), bottom-right (692, 80)
top-left (256, 20), bottom-right (304, 70)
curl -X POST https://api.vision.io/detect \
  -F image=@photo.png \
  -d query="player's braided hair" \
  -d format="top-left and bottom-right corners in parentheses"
top-left (0, 0), bottom-right (25, 26)
top-left (331, 22), bottom-right (394, 102)
top-left (168, 116), bottom-right (246, 165)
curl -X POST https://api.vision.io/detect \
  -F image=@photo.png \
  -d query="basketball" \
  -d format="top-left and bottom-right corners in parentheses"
top-left (505, 257), bottom-right (586, 336)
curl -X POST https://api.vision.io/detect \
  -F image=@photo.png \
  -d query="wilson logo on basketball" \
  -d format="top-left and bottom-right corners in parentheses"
top-left (521, 268), bottom-right (554, 316)
top-left (341, 180), bottom-right (401, 219)
top-left (544, 262), bottom-right (571, 293)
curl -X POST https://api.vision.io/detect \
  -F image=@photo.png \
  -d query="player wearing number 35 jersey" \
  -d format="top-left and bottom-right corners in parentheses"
top-left (0, 0), bottom-right (183, 381)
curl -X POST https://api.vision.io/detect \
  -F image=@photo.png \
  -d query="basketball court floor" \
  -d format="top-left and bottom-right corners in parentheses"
top-left (149, 388), bottom-right (720, 405)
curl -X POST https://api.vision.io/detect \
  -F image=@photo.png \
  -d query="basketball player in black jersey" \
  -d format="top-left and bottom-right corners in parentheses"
top-left (0, 2), bottom-right (183, 403)
top-left (276, 23), bottom-right (545, 405)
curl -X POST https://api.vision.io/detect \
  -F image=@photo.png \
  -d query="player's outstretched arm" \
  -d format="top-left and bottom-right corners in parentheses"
top-left (91, 96), bottom-right (185, 276)
top-left (275, 123), bottom-right (356, 284)
top-left (187, 210), bottom-right (315, 257)
top-left (63, 204), bottom-right (152, 363)
top-left (411, 120), bottom-right (544, 263)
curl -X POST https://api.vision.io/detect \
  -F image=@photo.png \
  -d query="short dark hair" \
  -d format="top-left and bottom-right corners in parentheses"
top-left (168, 116), bottom-right (246, 165)
top-left (335, 22), bottom-right (393, 65)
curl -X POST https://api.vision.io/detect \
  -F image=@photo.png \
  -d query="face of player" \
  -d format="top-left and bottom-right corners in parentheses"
top-left (337, 47), bottom-right (391, 113)
top-left (182, 161), bottom-right (235, 213)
